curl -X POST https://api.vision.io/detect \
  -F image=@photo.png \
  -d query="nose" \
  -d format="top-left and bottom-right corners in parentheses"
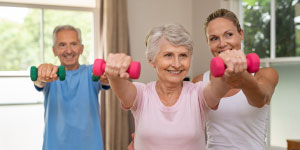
top-left (65, 44), bottom-right (72, 53)
top-left (218, 37), bottom-right (227, 48)
top-left (172, 57), bottom-right (181, 68)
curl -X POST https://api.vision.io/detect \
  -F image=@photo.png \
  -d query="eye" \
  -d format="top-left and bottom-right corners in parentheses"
top-left (71, 42), bottom-right (78, 46)
top-left (210, 36), bottom-right (218, 41)
top-left (164, 53), bottom-right (172, 57)
top-left (225, 32), bottom-right (233, 37)
top-left (58, 43), bottom-right (66, 49)
top-left (59, 43), bottom-right (65, 47)
top-left (180, 53), bottom-right (188, 58)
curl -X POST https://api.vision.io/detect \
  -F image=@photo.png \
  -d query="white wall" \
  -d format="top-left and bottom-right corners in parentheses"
top-left (127, 0), bottom-right (220, 83)
top-left (191, 0), bottom-right (220, 77)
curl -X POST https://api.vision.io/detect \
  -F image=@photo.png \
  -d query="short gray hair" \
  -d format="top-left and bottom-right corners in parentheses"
top-left (52, 25), bottom-right (82, 47)
top-left (145, 23), bottom-right (193, 62)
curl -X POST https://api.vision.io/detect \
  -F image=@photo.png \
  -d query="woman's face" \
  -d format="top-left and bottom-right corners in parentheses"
top-left (150, 38), bottom-right (191, 85)
top-left (206, 17), bottom-right (244, 57)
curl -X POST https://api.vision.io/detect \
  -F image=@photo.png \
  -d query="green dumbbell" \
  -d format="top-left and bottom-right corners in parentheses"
top-left (30, 66), bottom-right (66, 81)
top-left (92, 74), bottom-right (100, 82)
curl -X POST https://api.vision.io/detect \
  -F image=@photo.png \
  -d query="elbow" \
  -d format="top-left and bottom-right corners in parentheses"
top-left (249, 96), bottom-right (269, 108)
top-left (253, 103), bottom-right (265, 108)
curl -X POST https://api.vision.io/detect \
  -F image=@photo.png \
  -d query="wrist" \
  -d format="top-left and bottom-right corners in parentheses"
top-left (34, 81), bottom-right (46, 88)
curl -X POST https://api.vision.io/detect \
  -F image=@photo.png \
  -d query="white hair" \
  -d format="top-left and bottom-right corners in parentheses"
top-left (145, 23), bottom-right (193, 62)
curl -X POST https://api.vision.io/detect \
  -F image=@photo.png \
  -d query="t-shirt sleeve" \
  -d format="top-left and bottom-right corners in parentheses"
top-left (34, 84), bottom-right (44, 91)
top-left (195, 81), bottom-right (210, 122)
top-left (121, 82), bottom-right (144, 114)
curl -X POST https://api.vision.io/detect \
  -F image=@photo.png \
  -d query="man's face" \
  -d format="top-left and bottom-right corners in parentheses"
top-left (53, 29), bottom-right (83, 70)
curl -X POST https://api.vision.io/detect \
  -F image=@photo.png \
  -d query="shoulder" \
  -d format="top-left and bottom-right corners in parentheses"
top-left (192, 74), bottom-right (204, 83)
top-left (183, 81), bottom-right (208, 91)
top-left (255, 67), bottom-right (279, 83)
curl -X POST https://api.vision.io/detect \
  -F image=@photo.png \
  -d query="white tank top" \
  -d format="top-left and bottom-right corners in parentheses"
top-left (203, 71), bottom-right (269, 150)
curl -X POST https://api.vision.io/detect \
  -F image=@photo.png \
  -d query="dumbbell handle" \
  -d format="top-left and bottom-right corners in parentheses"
top-left (30, 66), bottom-right (66, 81)
top-left (210, 53), bottom-right (260, 77)
top-left (93, 59), bottom-right (141, 79)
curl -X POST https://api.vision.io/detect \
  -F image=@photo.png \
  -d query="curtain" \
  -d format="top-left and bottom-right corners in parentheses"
top-left (98, 0), bottom-right (132, 149)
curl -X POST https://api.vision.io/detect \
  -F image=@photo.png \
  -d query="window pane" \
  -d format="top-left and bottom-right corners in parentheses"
top-left (275, 0), bottom-right (300, 57)
top-left (0, 105), bottom-right (44, 150)
top-left (0, 77), bottom-right (43, 104)
top-left (0, 6), bottom-right (41, 71)
top-left (243, 0), bottom-right (271, 58)
top-left (269, 63), bottom-right (300, 148)
top-left (43, 9), bottom-right (93, 66)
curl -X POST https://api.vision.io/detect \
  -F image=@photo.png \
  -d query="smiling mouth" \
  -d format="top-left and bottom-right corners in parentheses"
top-left (218, 48), bottom-right (233, 54)
top-left (167, 70), bottom-right (183, 74)
top-left (63, 54), bottom-right (75, 59)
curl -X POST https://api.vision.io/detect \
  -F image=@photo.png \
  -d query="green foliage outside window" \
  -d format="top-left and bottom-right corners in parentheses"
top-left (243, 0), bottom-right (271, 58)
top-left (243, 0), bottom-right (300, 58)
top-left (0, 7), bottom-right (92, 71)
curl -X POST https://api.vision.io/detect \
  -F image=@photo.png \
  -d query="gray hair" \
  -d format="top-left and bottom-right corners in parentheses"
top-left (52, 25), bottom-right (82, 47)
top-left (145, 23), bottom-right (193, 62)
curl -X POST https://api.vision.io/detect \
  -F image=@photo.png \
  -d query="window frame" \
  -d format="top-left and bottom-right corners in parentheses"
top-left (238, 0), bottom-right (300, 66)
top-left (0, 1), bottom-right (100, 105)
top-left (0, 1), bottom-right (100, 76)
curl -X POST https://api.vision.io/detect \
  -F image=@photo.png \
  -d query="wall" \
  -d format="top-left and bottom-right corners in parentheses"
top-left (270, 63), bottom-right (300, 148)
top-left (127, 0), bottom-right (220, 83)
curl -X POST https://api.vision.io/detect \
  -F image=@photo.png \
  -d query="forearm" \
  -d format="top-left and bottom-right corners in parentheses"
top-left (241, 75), bottom-right (269, 107)
top-left (108, 78), bottom-right (136, 108)
top-left (204, 77), bottom-right (230, 109)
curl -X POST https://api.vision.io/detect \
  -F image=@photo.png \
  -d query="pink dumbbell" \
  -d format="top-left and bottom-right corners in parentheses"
top-left (93, 59), bottom-right (141, 79)
top-left (210, 53), bottom-right (260, 77)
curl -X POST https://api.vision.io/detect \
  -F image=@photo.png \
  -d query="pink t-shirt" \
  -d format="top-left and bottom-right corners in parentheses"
top-left (128, 81), bottom-right (210, 150)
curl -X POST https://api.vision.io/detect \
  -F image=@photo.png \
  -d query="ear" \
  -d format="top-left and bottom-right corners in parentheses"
top-left (240, 29), bottom-right (244, 41)
top-left (148, 59), bottom-right (155, 68)
top-left (80, 45), bottom-right (84, 54)
top-left (52, 47), bottom-right (58, 56)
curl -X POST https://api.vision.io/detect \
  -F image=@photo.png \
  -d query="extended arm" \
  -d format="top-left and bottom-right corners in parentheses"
top-left (105, 53), bottom-right (137, 108)
top-left (33, 64), bottom-right (59, 88)
top-left (241, 67), bottom-right (278, 107)
top-left (203, 76), bottom-right (230, 109)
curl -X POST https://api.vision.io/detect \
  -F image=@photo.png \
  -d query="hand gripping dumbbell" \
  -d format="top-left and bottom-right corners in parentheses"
top-left (30, 66), bottom-right (66, 81)
top-left (210, 53), bottom-right (260, 77)
top-left (92, 59), bottom-right (141, 79)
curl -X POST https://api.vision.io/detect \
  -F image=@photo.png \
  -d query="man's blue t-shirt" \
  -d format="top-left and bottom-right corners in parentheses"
top-left (35, 65), bottom-right (108, 150)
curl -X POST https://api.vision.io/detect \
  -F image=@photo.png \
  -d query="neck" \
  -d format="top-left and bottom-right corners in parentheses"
top-left (156, 80), bottom-right (183, 95)
top-left (64, 63), bottom-right (80, 71)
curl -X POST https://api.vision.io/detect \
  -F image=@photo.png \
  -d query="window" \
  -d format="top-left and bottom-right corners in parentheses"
top-left (242, 0), bottom-right (300, 149)
top-left (0, 6), bottom-right (93, 71)
top-left (0, 5), bottom-right (93, 104)
top-left (0, 1), bottom-right (98, 150)
top-left (243, 0), bottom-right (271, 58)
top-left (243, 0), bottom-right (300, 58)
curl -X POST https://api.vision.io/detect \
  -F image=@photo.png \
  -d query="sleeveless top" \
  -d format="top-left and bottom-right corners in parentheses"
top-left (203, 71), bottom-right (269, 150)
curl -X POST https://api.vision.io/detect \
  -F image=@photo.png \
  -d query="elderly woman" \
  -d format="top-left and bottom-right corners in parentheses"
top-left (105, 24), bottom-right (246, 150)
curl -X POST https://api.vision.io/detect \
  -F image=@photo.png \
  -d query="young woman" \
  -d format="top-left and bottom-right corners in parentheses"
top-left (192, 9), bottom-right (279, 150)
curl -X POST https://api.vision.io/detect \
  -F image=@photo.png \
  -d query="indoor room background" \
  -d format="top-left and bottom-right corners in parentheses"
top-left (0, 0), bottom-right (299, 150)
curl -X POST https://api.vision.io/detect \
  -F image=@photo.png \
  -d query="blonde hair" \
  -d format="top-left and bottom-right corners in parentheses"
top-left (204, 9), bottom-right (242, 34)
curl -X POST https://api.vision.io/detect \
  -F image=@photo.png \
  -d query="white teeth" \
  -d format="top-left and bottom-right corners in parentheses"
top-left (65, 55), bottom-right (73, 58)
top-left (168, 70), bottom-right (181, 74)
